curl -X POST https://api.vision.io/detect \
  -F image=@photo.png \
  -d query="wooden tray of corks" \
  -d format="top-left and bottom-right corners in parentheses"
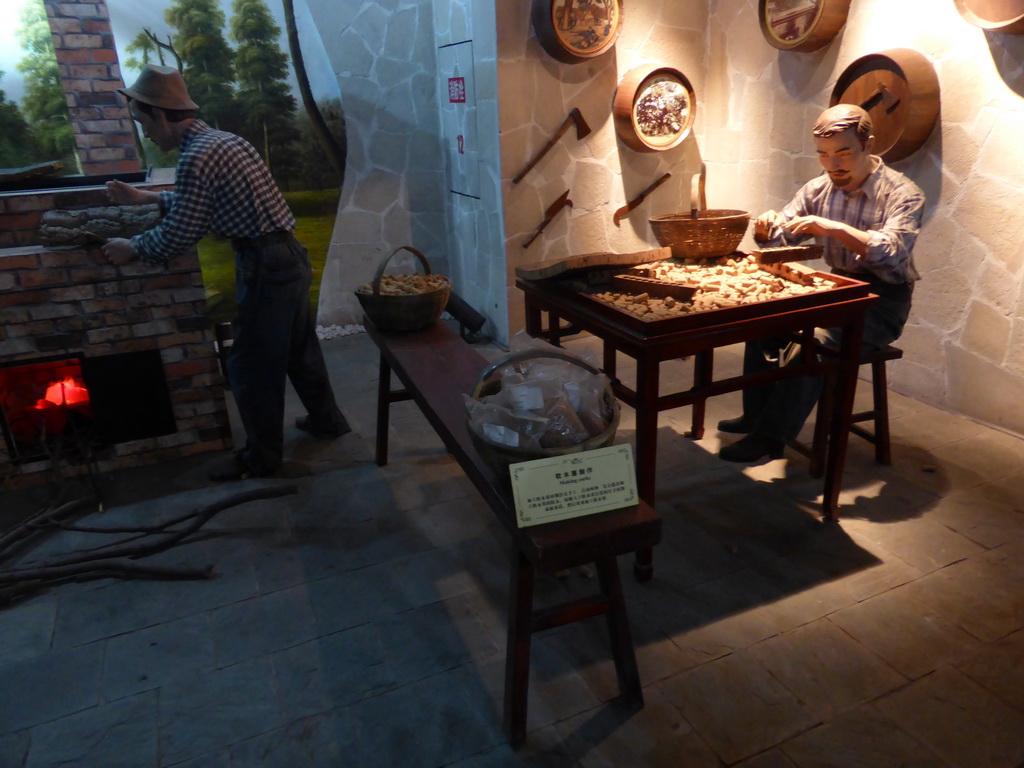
top-left (530, 258), bottom-right (870, 337)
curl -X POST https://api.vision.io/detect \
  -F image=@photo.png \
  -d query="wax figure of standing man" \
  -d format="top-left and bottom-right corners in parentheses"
top-left (717, 104), bottom-right (925, 463)
top-left (102, 65), bottom-right (349, 480)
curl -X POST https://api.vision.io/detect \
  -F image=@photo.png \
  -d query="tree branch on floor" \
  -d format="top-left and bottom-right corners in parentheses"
top-left (0, 484), bottom-right (298, 605)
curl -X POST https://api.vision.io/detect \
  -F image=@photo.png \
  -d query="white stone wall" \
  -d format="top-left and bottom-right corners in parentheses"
top-left (432, 0), bottom-right (506, 341)
top-left (498, 0), bottom-right (709, 336)
top-left (705, 0), bottom-right (1024, 437)
top-left (307, 0), bottom-right (1024, 436)
top-left (308, 0), bottom-right (450, 329)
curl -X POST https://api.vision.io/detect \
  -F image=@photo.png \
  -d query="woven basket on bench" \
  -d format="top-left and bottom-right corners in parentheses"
top-left (356, 245), bottom-right (451, 332)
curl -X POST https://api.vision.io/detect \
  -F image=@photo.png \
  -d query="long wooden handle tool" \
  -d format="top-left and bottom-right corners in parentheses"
top-left (613, 173), bottom-right (671, 226)
top-left (523, 189), bottom-right (573, 248)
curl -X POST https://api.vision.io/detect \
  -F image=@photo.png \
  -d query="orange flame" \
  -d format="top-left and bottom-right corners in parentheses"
top-left (44, 376), bottom-right (90, 406)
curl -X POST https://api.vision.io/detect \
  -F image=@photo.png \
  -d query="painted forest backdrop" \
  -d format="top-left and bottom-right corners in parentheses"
top-left (1, 0), bottom-right (344, 192)
top-left (0, 0), bottom-right (347, 323)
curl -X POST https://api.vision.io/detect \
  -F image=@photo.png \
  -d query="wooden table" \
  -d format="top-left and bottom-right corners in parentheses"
top-left (366, 319), bottom-right (662, 747)
top-left (517, 270), bottom-right (876, 575)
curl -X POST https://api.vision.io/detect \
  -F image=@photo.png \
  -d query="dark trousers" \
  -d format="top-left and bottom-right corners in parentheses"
top-left (227, 232), bottom-right (344, 475)
top-left (741, 277), bottom-right (913, 443)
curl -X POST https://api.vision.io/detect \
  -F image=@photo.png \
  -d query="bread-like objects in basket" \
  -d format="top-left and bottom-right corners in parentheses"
top-left (357, 274), bottom-right (448, 295)
top-left (752, 245), bottom-right (823, 264)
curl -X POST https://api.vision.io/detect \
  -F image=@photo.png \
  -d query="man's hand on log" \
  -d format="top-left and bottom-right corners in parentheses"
top-left (102, 237), bottom-right (138, 265)
top-left (106, 179), bottom-right (160, 206)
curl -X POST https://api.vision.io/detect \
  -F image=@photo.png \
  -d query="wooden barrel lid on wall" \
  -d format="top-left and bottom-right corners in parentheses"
top-left (954, 0), bottom-right (1024, 33)
top-left (613, 65), bottom-right (696, 153)
top-left (758, 0), bottom-right (853, 52)
top-left (830, 49), bottom-right (940, 162)
top-left (531, 0), bottom-right (623, 64)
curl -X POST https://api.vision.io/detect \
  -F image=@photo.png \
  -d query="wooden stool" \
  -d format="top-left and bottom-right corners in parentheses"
top-left (790, 345), bottom-right (903, 478)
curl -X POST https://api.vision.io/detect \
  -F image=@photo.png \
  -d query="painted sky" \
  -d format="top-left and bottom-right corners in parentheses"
top-left (0, 0), bottom-right (339, 108)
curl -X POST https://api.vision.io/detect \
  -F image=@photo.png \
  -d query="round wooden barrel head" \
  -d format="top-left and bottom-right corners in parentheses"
top-left (613, 65), bottom-right (696, 152)
top-left (831, 49), bottom-right (940, 162)
top-left (954, 0), bottom-right (1024, 32)
top-left (531, 0), bottom-right (623, 64)
top-left (759, 0), bottom-right (852, 52)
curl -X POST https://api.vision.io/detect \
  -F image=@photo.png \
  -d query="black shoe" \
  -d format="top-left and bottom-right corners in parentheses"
top-left (718, 415), bottom-right (754, 434)
top-left (719, 434), bottom-right (785, 463)
top-left (296, 414), bottom-right (352, 439)
top-left (208, 455), bottom-right (252, 481)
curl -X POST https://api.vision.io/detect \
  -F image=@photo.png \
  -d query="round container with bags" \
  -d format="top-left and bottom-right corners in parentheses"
top-left (465, 349), bottom-right (619, 481)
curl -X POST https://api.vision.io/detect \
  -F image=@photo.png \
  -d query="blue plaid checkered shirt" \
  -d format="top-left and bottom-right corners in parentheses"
top-left (770, 159), bottom-right (924, 286)
top-left (132, 120), bottom-right (295, 264)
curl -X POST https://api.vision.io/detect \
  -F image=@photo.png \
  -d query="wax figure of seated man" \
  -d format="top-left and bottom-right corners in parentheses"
top-left (717, 104), bottom-right (925, 463)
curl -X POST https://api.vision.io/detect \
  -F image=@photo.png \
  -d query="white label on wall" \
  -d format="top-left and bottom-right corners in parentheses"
top-left (437, 40), bottom-right (479, 198)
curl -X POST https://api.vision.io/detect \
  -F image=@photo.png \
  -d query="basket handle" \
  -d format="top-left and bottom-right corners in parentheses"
top-left (371, 245), bottom-right (433, 296)
top-left (690, 163), bottom-right (707, 219)
top-left (472, 349), bottom-right (601, 399)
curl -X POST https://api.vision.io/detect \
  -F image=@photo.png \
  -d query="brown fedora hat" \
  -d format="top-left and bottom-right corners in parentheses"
top-left (119, 65), bottom-right (198, 110)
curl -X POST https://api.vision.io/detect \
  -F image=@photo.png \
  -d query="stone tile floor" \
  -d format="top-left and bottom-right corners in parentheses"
top-left (3, 325), bottom-right (1024, 767)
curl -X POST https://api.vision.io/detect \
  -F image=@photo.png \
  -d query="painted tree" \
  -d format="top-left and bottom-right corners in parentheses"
top-left (15, 0), bottom-right (79, 171)
top-left (229, 0), bottom-right (295, 174)
top-left (165, 0), bottom-right (236, 131)
top-left (124, 29), bottom-right (181, 71)
top-left (0, 72), bottom-right (38, 168)
top-left (281, 0), bottom-right (344, 185)
top-left (291, 98), bottom-right (343, 191)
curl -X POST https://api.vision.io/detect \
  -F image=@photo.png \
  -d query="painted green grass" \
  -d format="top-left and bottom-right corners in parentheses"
top-left (199, 188), bottom-right (341, 325)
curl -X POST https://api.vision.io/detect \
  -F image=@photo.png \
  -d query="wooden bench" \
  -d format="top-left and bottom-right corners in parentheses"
top-left (366, 319), bottom-right (662, 747)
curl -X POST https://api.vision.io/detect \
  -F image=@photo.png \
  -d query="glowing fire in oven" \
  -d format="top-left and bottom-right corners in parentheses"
top-left (25, 376), bottom-right (93, 437)
top-left (42, 377), bottom-right (91, 408)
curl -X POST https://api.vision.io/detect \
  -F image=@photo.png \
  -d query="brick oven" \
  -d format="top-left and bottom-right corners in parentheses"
top-left (0, 184), bottom-right (232, 490)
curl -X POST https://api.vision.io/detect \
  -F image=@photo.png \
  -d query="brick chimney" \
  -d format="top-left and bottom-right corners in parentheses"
top-left (43, 0), bottom-right (142, 176)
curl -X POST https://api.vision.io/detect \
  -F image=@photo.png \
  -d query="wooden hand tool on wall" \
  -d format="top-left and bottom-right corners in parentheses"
top-left (613, 172), bottom-right (671, 226)
top-left (523, 189), bottom-right (573, 248)
top-left (512, 108), bottom-right (592, 184)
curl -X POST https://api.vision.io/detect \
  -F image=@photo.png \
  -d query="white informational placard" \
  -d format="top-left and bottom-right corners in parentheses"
top-left (510, 444), bottom-right (638, 528)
